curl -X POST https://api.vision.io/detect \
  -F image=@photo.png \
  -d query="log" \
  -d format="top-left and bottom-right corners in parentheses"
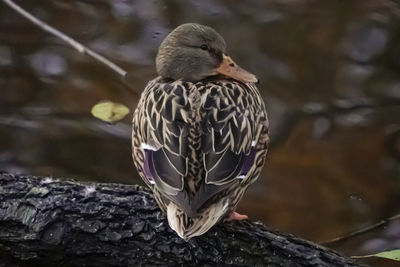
top-left (0, 172), bottom-right (364, 266)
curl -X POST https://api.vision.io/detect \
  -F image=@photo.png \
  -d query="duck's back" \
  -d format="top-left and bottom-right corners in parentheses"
top-left (132, 77), bottom-right (269, 238)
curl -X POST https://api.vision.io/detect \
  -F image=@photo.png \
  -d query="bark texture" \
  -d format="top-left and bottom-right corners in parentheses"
top-left (0, 172), bottom-right (363, 266)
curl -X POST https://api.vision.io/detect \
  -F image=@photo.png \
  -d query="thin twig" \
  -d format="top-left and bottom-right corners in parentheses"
top-left (2, 0), bottom-right (128, 78)
top-left (323, 213), bottom-right (400, 245)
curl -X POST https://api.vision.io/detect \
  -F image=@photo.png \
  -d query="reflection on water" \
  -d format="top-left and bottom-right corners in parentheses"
top-left (1, 0), bottom-right (400, 262)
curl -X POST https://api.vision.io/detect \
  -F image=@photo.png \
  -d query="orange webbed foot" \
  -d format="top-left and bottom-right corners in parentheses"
top-left (226, 211), bottom-right (248, 221)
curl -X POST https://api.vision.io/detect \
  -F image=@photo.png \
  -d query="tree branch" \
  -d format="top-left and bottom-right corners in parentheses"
top-left (1, 0), bottom-right (128, 78)
top-left (0, 172), bottom-right (364, 266)
top-left (322, 214), bottom-right (400, 245)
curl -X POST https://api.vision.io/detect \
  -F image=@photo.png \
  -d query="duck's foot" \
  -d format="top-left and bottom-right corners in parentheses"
top-left (226, 211), bottom-right (248, 221)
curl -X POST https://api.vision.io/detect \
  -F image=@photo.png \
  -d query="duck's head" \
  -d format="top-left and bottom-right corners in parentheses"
top-left (156, 23), bottom-right (258, 83)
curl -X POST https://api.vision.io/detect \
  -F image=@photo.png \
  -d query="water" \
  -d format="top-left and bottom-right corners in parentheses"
top-left (1, 0), bottom-right (400, 264)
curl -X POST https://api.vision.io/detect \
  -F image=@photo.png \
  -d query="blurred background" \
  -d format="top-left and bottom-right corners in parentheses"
top-left (1, 0), bottom-right (400, 265)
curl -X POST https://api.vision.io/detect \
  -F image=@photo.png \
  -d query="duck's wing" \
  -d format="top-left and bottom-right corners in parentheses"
top-left (191, 81), bottom-right (269, 212)
top-left (132, 78), bottom-right (192, 212)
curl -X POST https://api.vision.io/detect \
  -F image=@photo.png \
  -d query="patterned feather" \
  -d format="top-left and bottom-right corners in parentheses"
top-left (132, 76), bottom-right (269, 239)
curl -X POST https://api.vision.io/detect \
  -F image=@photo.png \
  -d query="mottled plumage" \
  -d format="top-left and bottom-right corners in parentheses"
top-left (132, 23), bottom-right (269, 240)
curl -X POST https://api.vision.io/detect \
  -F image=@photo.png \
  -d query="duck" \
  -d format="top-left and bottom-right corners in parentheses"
top-left (132, 23), bottom-right (269, 240)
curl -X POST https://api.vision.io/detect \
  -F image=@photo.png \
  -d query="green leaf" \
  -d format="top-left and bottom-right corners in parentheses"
top-left (91, 101), bottom-right (130, 123)
top-left (373, 250), bottom-right (400, 261)
top-left (352, 249), bottom-right (400, 261)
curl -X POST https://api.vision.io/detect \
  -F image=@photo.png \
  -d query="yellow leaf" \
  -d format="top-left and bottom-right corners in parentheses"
top-left (91, 101), bottom-right (130, 123)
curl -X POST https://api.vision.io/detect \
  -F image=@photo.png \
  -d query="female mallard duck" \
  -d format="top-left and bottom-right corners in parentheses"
top-left (132, 23), bottom-right (269, 240)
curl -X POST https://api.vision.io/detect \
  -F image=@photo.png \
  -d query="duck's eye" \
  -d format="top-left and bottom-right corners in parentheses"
top-left (200, 44), bottom-right (209, 51)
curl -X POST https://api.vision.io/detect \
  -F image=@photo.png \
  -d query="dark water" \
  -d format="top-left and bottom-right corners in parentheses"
top-left (1, 0), bottom-right (400, 264)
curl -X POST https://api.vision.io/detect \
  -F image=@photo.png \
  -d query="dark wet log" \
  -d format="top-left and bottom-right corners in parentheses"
top-left (0, 172), bottom-right (363, 266)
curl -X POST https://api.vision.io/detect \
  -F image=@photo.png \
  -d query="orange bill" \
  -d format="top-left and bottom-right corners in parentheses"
top-left (215, 54), bottom-right (258, 83)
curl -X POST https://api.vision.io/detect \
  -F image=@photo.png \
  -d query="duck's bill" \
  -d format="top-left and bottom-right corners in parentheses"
top-left (215, 54), bottom-right (258, 83)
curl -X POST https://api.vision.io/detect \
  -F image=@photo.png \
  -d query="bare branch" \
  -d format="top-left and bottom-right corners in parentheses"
top-left (2, 0), bottom-right (128, 78)
top-left (323, 213), bottom-right (400, 245)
